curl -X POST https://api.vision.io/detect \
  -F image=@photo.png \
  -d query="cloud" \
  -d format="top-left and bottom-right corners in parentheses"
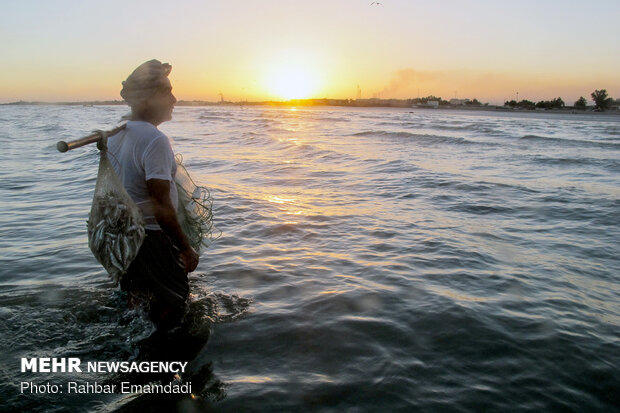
top-left (379, 68), bottom-right (444, 97)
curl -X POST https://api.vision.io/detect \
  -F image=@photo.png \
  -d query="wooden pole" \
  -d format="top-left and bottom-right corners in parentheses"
top-left (56, 124), bottom-right (126, 152)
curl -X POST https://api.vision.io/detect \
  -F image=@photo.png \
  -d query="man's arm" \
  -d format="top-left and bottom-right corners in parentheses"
top-left (147, 178), bottom-right (199, 272)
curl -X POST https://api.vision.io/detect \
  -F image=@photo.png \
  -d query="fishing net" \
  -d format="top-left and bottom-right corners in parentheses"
top-left (86, 140), bottom-right (215, 283)
top-left (174, 154), bottom-right (219, 251)
top-left (88, 145), bottom-right (146, 285)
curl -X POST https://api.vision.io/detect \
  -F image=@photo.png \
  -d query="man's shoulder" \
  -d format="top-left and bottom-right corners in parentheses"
top-left (126, 121), bottom-right (167, 143)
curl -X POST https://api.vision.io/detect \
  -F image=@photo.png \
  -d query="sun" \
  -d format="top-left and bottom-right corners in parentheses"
top-left (264, 55), bottom-right (323, 100)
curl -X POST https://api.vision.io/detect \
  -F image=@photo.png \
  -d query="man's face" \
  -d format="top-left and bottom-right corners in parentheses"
top-left (148, 78), bottom-right (176, 124)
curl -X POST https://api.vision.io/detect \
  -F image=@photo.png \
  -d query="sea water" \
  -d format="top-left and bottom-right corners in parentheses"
top-left (0, 105), bottom-right (618, 412)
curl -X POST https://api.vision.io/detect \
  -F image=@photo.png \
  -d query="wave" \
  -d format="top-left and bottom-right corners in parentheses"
top-left (351, 130), bottom-right (480, 146)
top-left (530, 156), bottom-right (620, 171)
top-left (427, 123), bottom-right (469, 132)
top-left (447, 203), bottom-right (515, 215)
top-left (602, 125), bottom-right (620, 136)
top-left (198, 114), bottom-right (234, 122)
top-left (520, 135), bottom-right (620, 149)
top-left (310, 116), bottom-right (350, 123)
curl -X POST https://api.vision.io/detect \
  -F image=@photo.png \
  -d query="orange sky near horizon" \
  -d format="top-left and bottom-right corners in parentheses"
top-left (2, 1), bottom-right (619, 105)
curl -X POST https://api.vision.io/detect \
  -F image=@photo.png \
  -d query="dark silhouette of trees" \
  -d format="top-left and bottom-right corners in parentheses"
top-left (519, 100), bottom-right (536, 110)
top-left (504, 100), bottom-right (535, 109)
top-left (535, 97), bottom-right (565, 109)
top-left (409, 96), bottom-right (449, 106)
top-left (574, 97), bottom-right (587, 110)
top-left (503, 99), bottom-right (535, 109)
top-left (591, 89), bottom-right (613, 111)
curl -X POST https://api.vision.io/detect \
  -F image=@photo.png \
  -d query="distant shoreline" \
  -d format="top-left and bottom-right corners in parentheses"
top-left (2, 99), bottom-right (619, 116)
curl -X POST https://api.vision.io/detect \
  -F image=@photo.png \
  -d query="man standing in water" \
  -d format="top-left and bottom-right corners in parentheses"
top-left (108, 59), bottom-right (199, 329)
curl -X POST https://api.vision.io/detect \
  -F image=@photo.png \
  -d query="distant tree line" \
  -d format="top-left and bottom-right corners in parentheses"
top-left (504, 89), bottom-right (616, 111)
top-left (406, 96), bottom-right (484, 106)
top-left (408, 96), bottom-right (449, 106)
top-left (504, 98), bottom-right (564, 110)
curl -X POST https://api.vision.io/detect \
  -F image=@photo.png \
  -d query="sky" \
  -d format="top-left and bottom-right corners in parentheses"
top-left (1, 0), bottom-right (619, 104)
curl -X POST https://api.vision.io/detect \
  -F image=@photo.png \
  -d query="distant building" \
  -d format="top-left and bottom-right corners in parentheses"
top-left (450, 98), bottom-right (468, 106)
top-left (427, 100), bottom-right (439, 107)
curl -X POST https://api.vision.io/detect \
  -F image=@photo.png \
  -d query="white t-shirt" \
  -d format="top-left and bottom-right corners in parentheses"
top-left (107, 120), bottom-right (178, 230)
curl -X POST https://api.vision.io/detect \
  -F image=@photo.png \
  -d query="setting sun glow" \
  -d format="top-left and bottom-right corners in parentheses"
top-left (264, 53), bottom-right (323, 100)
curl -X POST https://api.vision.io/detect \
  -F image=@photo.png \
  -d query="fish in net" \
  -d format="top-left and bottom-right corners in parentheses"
top-left (88, 147), bottom-right (146, 284)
